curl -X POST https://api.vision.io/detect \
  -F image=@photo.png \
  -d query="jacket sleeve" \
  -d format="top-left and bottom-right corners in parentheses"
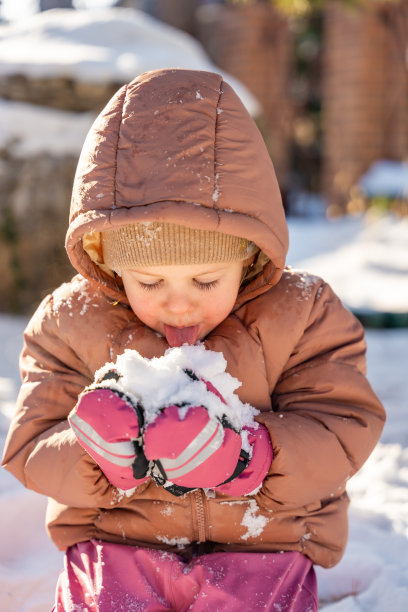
top-left (1, 293), bottom-right (129, 509)
top-left (255, 281), bottom-right (385, 510)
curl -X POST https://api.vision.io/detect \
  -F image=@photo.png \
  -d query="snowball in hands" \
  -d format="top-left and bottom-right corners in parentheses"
top-left (96, 345), bottom-right (259, 440)
top-left (70, 345), bottom-right (271, 496)
top-left (103, 346), bottom-right (260, 494)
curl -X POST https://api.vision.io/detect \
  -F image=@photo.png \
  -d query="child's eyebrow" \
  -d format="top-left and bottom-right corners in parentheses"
top-left (132, 266), bottom-right (229, 278)
top-left (130, 269), bottom-right (165, 278)
top-left (194, 269), bottom-right (226, 278)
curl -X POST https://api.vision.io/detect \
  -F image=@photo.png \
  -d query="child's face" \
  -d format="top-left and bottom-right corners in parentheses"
top-left (121, 260), bottom-right (244, 346)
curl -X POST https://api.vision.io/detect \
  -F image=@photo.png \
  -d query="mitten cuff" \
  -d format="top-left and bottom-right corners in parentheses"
top-left (216, 424), bottom-right (273, 497)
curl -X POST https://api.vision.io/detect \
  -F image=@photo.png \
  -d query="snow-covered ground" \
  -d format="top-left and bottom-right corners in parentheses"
top-left (0, 315), bottom-right (63, 612)
top-left (1, 214), bottom-right (407, 611)
top-left (288, 213), bottom-right (408, 608)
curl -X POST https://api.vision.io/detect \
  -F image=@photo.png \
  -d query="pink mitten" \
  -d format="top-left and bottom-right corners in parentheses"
top-left (216, 424), bottom-right (273, 497)
top-left (68, 371), bottom-right (149, 490)
top-left (143, 393), bottom-right (249, 496)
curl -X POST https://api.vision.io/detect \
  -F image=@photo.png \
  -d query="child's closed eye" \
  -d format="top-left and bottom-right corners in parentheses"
top-left (193, 279), bottom-right (219, 291)
top-left (138, 280), bottom-right (163, 291)
top-left (137, 279), bottom-right (219, 292)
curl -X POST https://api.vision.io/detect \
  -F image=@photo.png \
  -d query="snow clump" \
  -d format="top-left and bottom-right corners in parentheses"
top-left (93, 344), bottom-right (259, 436)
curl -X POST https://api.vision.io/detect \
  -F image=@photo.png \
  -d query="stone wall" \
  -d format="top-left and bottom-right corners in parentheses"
top-left (0, 74), bottom-right (121, 112)
top-left (0, 59), bottom-right (127, 314)
top-left (0, 151), bottom-right (78, 313)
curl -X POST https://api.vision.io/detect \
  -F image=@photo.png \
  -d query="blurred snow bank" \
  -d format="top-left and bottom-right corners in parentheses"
top-left (0, 7), bottom-right (260, 115)
top-left (0, 99), bottom-right (93, 157)
top-left (359, 160), bottom-right (408, 198)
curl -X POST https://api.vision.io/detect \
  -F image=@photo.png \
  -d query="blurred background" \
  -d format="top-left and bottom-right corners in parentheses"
top-left (0, 0), bottom-right (407, 321)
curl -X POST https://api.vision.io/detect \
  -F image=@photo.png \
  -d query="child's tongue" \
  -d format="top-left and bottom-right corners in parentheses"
top-left (163, 324), bottom-right (200, 347)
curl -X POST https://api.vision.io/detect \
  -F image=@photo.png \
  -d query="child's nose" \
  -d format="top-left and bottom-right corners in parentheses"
top-left (165, 290), bottom-right (193, 314)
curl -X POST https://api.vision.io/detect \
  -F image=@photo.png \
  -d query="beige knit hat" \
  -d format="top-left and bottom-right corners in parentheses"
top-left (101, 222), bottom-right (256, 272)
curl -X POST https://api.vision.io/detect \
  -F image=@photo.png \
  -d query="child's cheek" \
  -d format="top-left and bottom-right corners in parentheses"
top-left (128, 295), bottom-right (154, 325)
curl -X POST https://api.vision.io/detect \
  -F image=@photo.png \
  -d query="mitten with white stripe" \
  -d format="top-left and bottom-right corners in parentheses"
top-left (143, 397), bottom-right (249, 496)
top-left (68, 371), bottom-right (149, 491)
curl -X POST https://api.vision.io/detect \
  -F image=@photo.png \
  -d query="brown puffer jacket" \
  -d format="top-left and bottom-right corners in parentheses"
top-left (2, 69), bottom-right (385, 568)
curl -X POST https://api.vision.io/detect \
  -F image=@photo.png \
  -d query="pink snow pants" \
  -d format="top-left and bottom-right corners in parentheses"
top-left (53, 540), bottom-right (318, 611)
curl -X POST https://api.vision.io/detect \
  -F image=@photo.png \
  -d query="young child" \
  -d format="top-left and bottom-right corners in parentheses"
top-left (2, 68), bottom-right (385, 611)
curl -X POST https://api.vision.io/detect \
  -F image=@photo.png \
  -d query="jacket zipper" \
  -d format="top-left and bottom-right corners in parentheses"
top-left (193, 489), bottom-right (207, 542)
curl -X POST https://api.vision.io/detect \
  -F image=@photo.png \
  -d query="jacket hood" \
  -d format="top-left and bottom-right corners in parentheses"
top-left (66, 68), bottom-right (288, 303)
